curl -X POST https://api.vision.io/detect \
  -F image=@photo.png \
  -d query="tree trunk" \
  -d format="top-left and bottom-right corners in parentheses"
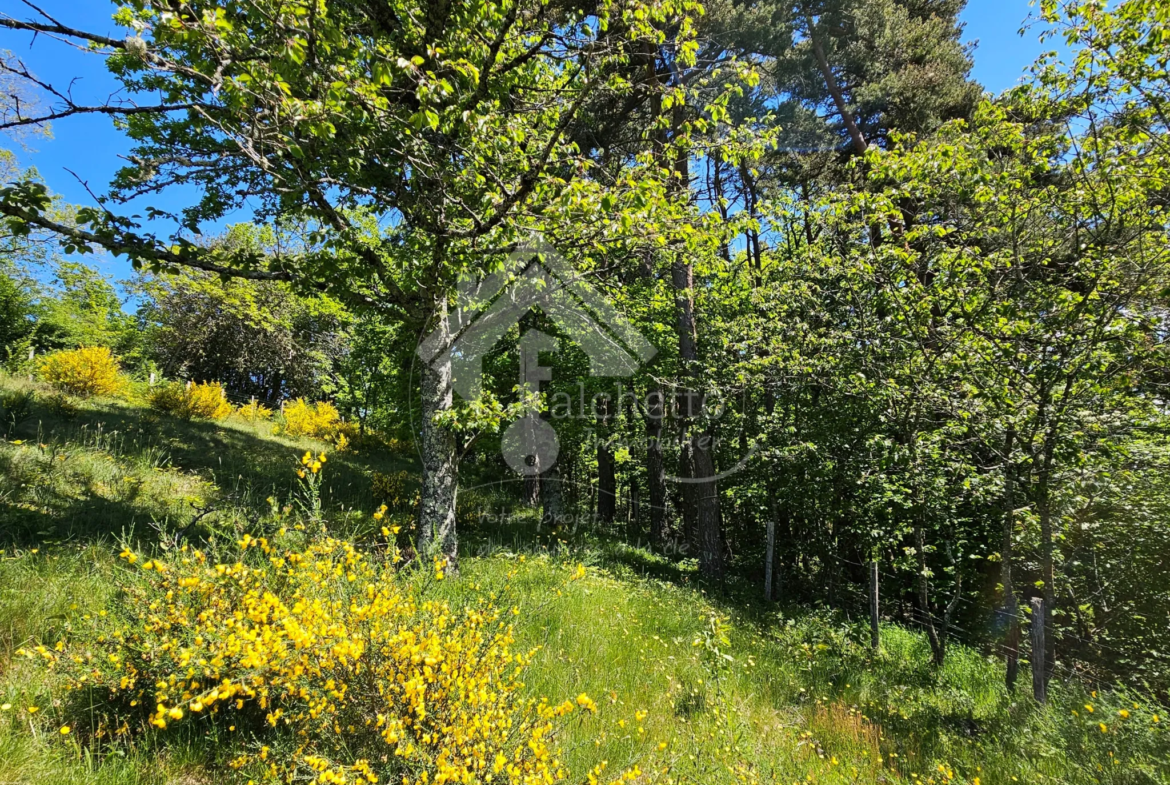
top-left (764, 495), bottom-right (777, 602)
top-left (524, 472), bottom-right (540, 508)
top-left (915, 525), bottom-right (944, 666)
top-left (1001, 427), bottom-right (1020, 691)
top-left (691, 435), bottom-right (723, 582)
top-left (803, 9), bottom-right (868, 156)
top-left (628, 481), bottom-right (641, 542)
top-left (418, 298), bottom-right (459, 572)
top-left (672, 253), bottom-right (722, 583)
top-left (597, 436), bottom-right (616, 525)
top-left (1031, 597), bottom-right (1047, 704)
top-left (869, 557), bottom-right (881, 651)
top-left (646, 387), bottom-right (668, 549)
top-left (540, 461), bottom-right (562, 532)
top-left (1037, 430), bottom-right (1057, 682)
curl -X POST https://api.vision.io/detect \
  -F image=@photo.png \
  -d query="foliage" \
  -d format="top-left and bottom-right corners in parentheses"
top-left (280, 398), bottom-right (354, 443)
top-left (31, 529), bottom-right (582, 785)
top-left (36, 262), bottom-right (137, 357)
top-left (137, 249), bottom-right (350, 403)
top-left (372, 470), bottom-right (419, 510)
top-left (37, 346), bottom-right (126, 397)
top-left (235, 399), bottom-right (274, 422)
top-left (0, 269), bottom-right (34, 351)
top-left (149, 381), bottom-right (233, 421)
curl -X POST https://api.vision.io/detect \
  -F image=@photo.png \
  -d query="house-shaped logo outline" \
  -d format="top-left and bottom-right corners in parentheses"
top-left (417, 235), bottom-right (657, 400)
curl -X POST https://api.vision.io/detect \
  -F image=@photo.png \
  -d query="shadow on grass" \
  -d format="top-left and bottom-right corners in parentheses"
top-left (2, 391), bottom-right (418, 549)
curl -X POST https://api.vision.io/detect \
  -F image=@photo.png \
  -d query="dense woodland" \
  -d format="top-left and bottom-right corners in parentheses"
top-left (2, 1), bottom-right (1170, 783)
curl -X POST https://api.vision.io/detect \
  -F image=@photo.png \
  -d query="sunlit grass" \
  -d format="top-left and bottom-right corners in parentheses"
top-left (1, 374), bottom-right (1167, 785)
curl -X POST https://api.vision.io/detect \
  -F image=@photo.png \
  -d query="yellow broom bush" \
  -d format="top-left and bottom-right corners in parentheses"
top-left (30, 530), bottom-right (584, 785)
top-left (236, 399), bottom-right (274, 422)
top-left (38, 346), bottom-right (126, 397)
top-left (149, 381), bottom-right (233, 420)
top-left (280, 398), bottom-right (356, 442)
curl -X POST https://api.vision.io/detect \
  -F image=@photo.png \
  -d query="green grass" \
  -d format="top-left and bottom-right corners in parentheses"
top-left (1, 374), bottom-right (1167, 785)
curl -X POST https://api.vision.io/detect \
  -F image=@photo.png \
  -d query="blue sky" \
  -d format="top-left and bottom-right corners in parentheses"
top-left (3, 0), bottom-right (1061, 287)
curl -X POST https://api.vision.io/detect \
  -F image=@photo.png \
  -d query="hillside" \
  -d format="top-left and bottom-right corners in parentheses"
top-left (1, 376), bottom-right (1166, 785)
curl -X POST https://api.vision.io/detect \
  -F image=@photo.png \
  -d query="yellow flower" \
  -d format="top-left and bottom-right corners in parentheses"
top-left (1119, 709), bottom-right (1129, 718)
top-left (302, 451), bottom-right (312, 465)
top-left (318, 452), bottom-right (327, 463)
top-left (1099, 722), bottom-right (1108, 733)
top-left (27, 706), bottom-right (38, 713)
top-left (59, 725), bottom-right (71, 735)
top-left (297, 470), bottom-right (306, 479)
top-left (310, 462), bottom-right (321, 474)
top-left (168, 707), bottom-right (184, 720)
top-left (373, 511), bottom-right (384, 521)
top-left (1085, 704), bottom-right (1094, 713)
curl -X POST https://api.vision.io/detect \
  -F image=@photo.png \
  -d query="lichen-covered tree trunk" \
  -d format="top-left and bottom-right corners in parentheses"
top-left (418, 298), bottom-right (459, 572)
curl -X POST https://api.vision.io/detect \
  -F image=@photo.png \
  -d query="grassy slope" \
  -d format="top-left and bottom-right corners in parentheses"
top-left (0, 375), bottom-right (1166, 785)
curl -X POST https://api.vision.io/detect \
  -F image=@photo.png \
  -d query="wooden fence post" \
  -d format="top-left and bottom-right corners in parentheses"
top-left (1031, 597), bottom-right (1046, 704)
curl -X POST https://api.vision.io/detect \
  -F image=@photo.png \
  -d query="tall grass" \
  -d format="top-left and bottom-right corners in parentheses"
top-left (0, 374), bottom-right (1166, 785)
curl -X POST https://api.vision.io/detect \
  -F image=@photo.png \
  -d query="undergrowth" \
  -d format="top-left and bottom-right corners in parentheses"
top-left (0, 374), bottom-right (1167, 785)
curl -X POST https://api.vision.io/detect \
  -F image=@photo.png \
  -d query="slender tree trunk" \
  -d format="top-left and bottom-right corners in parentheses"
top-left (803, 9), bottom-right (868, 156)
top-left (691, 433), bottom-right (723, 581)
top-left (764, 492), bottom-right (777, 602)
top-left (1031, 597), bottom-right (1047, 704)
top-left (540, 461), bottom-right (562, 532)
top-left (628, 481), bottom-right (641, 541)
top-left (1037, 429), bottom-right (1057, 682)
top-left (672, 254), bottom-right (723, 582)
top-left (915, 525), bottom-right (944, 666)
top-left (646, 387), bottom-right (668, 549)
top-left (869, 557), bottom-right (881, 650)
top-left (597, 436), bottom-right (616, 525)
top-left (1001, 427), bottom-right (1021, 691)
top-left (524, 472), bottom-right (540, 507)
top-left (596, 393), bottom-right (616, 524)
top-left (418, 297), bottom-right (459, 571)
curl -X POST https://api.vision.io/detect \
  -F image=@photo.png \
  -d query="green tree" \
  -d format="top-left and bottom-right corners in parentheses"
top-left (0, 0), bottom-right (708, 568)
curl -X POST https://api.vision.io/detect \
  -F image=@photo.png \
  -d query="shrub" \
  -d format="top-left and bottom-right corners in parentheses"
top-left (372, 470), bottom-right (418, 510)
top-left (235, 399), bottom-right (273, 422)
top-left (1, 388), bottom-right (34, 435)
top-left (36, 533), bottom-right (582, 785)
top-left (149, 381), bottom-right (232, 420)
top-left (44, 392), bottom-right (78, 421)
top-left (38, 346), bottom-right (125, 397)
top-left (280, 398), bottom-right (355, 442)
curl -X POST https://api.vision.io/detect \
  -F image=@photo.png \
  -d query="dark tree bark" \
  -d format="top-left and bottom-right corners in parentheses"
top-left (645, 387), bottom-right (668, 549)
top-left (869, 558), bottom-right (881, 650)
top-left (540, 461), bottom-right (562, 532)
